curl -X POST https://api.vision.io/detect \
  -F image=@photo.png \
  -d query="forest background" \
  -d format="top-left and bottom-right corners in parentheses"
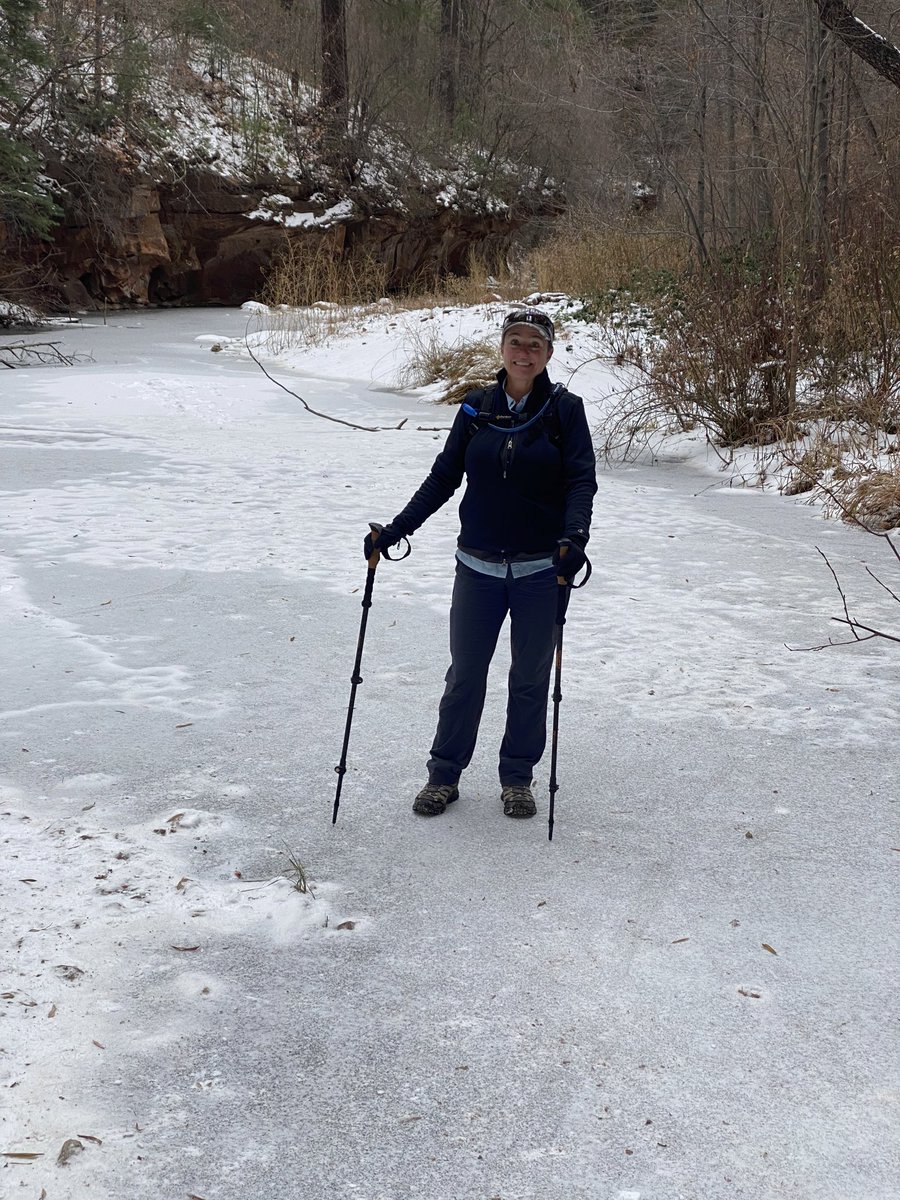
top-left (2, 0), bottom-right (900, 523)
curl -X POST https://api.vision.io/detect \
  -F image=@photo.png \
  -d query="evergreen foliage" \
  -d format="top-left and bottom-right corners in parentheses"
top-left (0, 0), bottom-right (59, 237)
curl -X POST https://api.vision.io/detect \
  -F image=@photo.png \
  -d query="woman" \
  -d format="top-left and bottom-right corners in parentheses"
top-left (365, 308), bottom-right (597, 819)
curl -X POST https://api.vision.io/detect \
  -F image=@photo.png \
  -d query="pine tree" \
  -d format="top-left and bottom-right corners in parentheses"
top-left (0, 0), bottom-right (60, 238)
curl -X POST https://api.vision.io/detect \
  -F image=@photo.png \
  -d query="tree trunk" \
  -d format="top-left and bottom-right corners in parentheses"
top-left (806, 8), bottom-right (832, 266)
top-left (93, 0), bottom-right (103, 108)
top-left (814, 0), bottom-right (900, 89)
top-left (439, 0), bottom-right (466, 125)
top-left (695, 72), bottom-right (709, 261)
top-left (320, 0), bottom-right (348, 121)
top-left (725, 0), bottom-right (738, 238)
top-left (749, 2), bottom-right (772, 235)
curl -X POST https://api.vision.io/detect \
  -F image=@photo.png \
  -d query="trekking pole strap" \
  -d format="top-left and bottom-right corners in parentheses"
top-left (367, 521), bottom-right (411, 563)
top-left (569, 555), bottom-right (592, 589)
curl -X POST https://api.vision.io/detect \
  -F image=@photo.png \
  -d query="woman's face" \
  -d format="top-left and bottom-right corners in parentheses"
top-left (501, 325), bottom-right (553, 394)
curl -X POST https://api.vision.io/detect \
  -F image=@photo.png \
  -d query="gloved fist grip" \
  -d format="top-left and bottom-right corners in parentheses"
top-left (552, 538), bottom-right (589, 584)
top-left (363, 522), bottom-right (409, 561)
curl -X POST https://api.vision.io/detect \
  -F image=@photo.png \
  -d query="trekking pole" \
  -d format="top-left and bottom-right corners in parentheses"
top-left (332, 524), bottom-right (409, 825)
top-left (547, 550), bottom-right (591, 842)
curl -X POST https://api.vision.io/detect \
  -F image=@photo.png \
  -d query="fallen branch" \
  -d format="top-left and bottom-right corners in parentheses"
top-left (782, 455), bottom-right (900, 649)
top-left (245, 339), bottom-right (405, 433)
top-left (0, 341), bottom-right (85, 368)
top-left (788, 547), bottom-right (900, 649)
top-left (830, 616), bottom-right (900, 644)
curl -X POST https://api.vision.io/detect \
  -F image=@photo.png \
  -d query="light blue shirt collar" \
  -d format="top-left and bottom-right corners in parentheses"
top-left (505, 390), bottom-right (529, 414)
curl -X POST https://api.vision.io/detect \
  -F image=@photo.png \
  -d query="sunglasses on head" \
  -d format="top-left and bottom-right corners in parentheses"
top-left (501, 310), bottom-right (554, 342)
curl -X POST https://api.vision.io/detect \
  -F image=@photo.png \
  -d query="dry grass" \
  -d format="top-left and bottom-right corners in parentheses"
top-left (781, 437), bottom-right (843, 496)
top-left (529, 213), bottom-right (689, 297)
top-left (281, 845), bottom-right (315, 896)
top-left (392, 248), bottom-right (528, 311)
top-left (262, 235), bottom-right (389, 309)
top-left (834, 464), bottom-right (900, 531)
top-left (257, 235), bottom-right (391, 349)
top-left (257, 239), bottom-right (529, 350)
top-left (777, 424), bottom-right (900, 529)
top-left (257, 303), bottom-right (351, 352)
top-left (397, 324), bottom-right (499, 403)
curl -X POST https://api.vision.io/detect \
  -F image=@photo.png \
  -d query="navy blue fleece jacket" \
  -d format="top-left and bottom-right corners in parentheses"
top-left (390, 369), bottom-right (597, 556)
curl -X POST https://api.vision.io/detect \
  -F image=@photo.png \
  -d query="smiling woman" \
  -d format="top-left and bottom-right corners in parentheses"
top-left (500, 309), bottom-right (555, 401)
top-left (363, 307), bottom-right (597, 821)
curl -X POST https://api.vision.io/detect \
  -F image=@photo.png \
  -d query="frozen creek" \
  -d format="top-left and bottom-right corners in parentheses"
top-left (1, 309), bottom-right (898, 1200)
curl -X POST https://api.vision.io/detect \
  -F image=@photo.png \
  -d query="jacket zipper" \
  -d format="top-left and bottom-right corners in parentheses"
top-left (503, 436), bottom-right (514, 479)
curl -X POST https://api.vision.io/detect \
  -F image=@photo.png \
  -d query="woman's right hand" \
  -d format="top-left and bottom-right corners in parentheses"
top-left (363, 523), bottom-right (403, 559)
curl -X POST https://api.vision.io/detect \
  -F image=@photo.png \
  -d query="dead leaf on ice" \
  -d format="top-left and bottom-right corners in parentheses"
top-left (336, 921), bottom-right (356, 931)
top-left (762, 943), bottom-right (778, 955)
top-left (55, 964), bottom-right (84, 982)
top-left (77, 1134), bottom-right (103, 1145)
top-left (92, 1040), bottom-right (105, 1049)
top-left (2, 1151), bottom-right (44, 1160)
top-left (171, 945), bottom-right (200, 952)
top-left (56, 1138), bottom-right (84, 1165)
top-left (671, 937), bottom-right (689, 944)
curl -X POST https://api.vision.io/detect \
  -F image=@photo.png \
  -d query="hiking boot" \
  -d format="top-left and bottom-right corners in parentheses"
top-left (501, 784), bottom-right (537, 819)
top-left (412, 782), bottom-right (459, 816)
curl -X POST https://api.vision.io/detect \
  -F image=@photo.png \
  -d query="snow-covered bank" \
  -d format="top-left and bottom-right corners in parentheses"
top-left (2, 310), bottom-right (898, 1199)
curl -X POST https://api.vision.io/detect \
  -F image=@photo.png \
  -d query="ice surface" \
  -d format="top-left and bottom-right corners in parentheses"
top-left (1, 308), bottom-right (898, 1199)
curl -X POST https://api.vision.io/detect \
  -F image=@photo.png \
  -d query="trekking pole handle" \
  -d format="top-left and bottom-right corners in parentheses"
top-left (556, 543), bottom-right (568, 587)
top-left (367, 523), bottom-right (382, 570)
top-left (367, 521), bottom-right (411, 567)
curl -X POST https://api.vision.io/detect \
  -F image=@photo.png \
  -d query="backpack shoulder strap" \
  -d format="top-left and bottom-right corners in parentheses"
top-left (546, 382), bottom-right (566, 445)
top-left (461, 387), bottom-right (496, 439)
top-left (461, 387), bottom-right (492, 417)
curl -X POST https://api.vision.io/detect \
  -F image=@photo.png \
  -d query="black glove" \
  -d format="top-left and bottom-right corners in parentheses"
top-left (552, 537), bottom-right (587, 581)
top-left (363, 523), bottom-right (404, 560)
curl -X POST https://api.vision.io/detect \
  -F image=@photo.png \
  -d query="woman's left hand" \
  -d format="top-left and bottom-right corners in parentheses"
top-left (552, 538), bottom-right (587, 581)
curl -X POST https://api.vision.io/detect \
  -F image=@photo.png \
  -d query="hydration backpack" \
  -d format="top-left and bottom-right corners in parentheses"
top-left (462, 383), bottom-right (566, 445)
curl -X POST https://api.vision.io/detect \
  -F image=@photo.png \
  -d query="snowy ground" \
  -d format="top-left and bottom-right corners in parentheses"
top-left (1, 308), bottom-right (898, 1200)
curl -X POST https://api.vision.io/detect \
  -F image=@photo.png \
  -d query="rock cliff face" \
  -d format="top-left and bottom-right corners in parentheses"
top-left (33, 163), bottom-right (540, 311)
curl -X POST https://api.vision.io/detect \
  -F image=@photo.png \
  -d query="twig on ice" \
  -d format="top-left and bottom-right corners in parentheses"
top-left (817, 548), bottom-right (863, 640)
top-left (245, 339), bottom-right (404, 433)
